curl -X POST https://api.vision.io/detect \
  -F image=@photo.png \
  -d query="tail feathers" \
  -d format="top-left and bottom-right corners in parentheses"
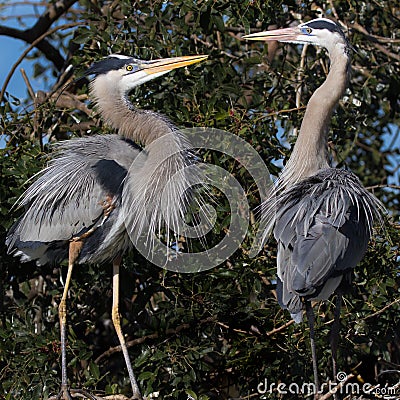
top-left (277, 274), bottom-right (344, 324)
top-left (290, 311), bottom-right (304, 324)
top-left (277, 276), bottom-right (303, 323)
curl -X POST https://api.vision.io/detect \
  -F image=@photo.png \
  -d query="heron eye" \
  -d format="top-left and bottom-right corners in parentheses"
top-left (302, 27), bottom-right (313, 35)
top-left (126, 65), bottom-right (134, 71)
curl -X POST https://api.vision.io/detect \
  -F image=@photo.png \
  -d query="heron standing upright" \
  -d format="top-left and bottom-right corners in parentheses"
top-left (244, 18), bottom-right (383, 396)
top-left (6, 54), bottom-right (207, 400)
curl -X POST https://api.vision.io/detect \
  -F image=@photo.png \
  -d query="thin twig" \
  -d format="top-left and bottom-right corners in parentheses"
top-left (95, 316), bottom-right (215, 364)
top-left (20, 68), bottom-right (35, 100)
top-left (0, 0), bottom-right (78, 69)
top-left (349, 21), bottom-right (400, 44)
top-left (265, 105), bottom-right (307, 117)
top-left (266, 319), bottom-right (295, 336)
top-left (318, 373), bottom-right (355, 400)
top-left (366, 184), bottom-right (400, 191)
top-left (364, 298), bottom-right (400, 320)
top-left (328, 0), bottom-right (340, 20)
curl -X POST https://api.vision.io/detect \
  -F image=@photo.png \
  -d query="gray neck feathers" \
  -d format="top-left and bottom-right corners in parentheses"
top-left (89, 77), bottom-right (197, 250)
top-left (279, 43), bottom-right (350, 189)
top-left (90, 78), bottom-right (177, 146)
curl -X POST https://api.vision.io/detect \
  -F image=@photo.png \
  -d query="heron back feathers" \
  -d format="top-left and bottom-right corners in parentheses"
top-left (272, 168), bottom-right (383, 321)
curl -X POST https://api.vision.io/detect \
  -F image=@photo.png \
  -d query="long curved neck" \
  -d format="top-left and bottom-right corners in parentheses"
top-left (89, 77), bottom-right (198, 245)
top-left (90, 78), bottom-right (176, 146)
top-left (280, 43), bottom-right (350, 188)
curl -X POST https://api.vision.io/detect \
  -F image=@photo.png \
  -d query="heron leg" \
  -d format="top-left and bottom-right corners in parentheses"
top-left (57, 240), bottom-right (82, 400)
top-left (330, 293), bottom-right (343, 400)
top-left (112, 256), bottom-right (143, 400)
top-left (305, 301), bottom-right (320, 400)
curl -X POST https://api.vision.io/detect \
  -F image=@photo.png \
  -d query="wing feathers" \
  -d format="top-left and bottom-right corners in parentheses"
top-left (7, 135), bottom-right (139, 248)
top-left (273, 168), bottom-right (382, 318)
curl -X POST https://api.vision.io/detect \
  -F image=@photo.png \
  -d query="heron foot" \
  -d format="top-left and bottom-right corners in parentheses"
top-left (51, 387), bottom-right (100, 400)
top-left (50, 389), bottom-right (143, 400)
top-left (130, 394), bottom-right (143, 400)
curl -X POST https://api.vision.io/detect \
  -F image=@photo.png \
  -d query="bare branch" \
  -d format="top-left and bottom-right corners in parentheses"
top-left (0, 24), bottom-right (67, 69)
top-left (318, 374), bottom-right (355, 400)
top-left (350, 21), bottom-right (400, 44)
top-left (95, 316), bottom-right (215, 364)
top-left (54, 93), bottom-right (92, 116)
top-left (364, 298), bottom-right (400, 320)
top-left (0, 22), bottom-right (83, 102)
top-left (348, 21), bottom-right (400, 61)
top-left (266, 319), bottom-right (295, 336)
top-left (366, 184), bottom-right (400, 191)
top-left (20, 68), bottom-right (35, 100)
top-left (26, 0), bottom-right (78, 37)
top-left (0, 0), bottom-right (79, 69)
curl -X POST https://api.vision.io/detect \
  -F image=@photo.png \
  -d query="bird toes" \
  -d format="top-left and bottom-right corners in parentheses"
top-left (50, 387), bottom-right (100, 400)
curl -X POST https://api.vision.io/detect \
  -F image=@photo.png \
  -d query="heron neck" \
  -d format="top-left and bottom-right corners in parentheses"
top-left (89, 78), bottom-right (196, 241)
top-left (90, 81), bottom-right (176, 146)
top-left (281, 43), bottom-right (350, 187)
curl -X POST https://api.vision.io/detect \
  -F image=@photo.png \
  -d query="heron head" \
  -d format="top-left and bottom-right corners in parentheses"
top-left (86, 54), bottom-right (208, 94)
top-left (243, 18), bottom-right (348, 53)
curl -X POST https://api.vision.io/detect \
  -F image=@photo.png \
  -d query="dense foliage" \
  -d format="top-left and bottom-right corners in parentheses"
top-left (1, 1), bottom-right (399, 399)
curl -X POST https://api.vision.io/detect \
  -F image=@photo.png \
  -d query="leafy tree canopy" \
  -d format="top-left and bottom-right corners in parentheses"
top-left (0, 1), bottom-right (399, 399)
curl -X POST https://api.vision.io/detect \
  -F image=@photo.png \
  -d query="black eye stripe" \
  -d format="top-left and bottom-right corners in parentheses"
top-left (86, 57), bottom-right (136, 76)
top-left (306, 20), bottom-right (342, 34)
top-left (300, 20), bottom-right (347, 42)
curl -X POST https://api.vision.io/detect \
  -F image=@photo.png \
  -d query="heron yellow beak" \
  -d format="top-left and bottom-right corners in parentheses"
top-left (243, 27), bottom-right (299, 42)
top-left (142, 55), bottom-right (208, 75)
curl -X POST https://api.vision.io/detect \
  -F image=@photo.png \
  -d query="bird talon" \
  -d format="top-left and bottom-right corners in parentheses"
top-left (55, 387), bottom-right (74, 400)
top-left (54, 387), bottom-right (100, 400)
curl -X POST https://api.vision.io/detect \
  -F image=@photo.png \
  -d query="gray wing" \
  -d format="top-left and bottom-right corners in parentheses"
top-left (7, 134), bottom-right (141, 247)
top-left (274, 168), bottom-right (381, 315)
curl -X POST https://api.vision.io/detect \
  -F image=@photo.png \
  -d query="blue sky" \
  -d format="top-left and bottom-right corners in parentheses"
top-left (0, 2), bottom-right (54, 148)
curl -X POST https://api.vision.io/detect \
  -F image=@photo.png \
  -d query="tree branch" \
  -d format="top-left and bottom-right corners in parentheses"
top-left (0, 22), bottom-right (83, 102)
top-left (94, 317), bottom-right (215, 364)
top-left (0, 24), bottom-right (66, 69)
top-left (26, 0), bottom-right (78, 37)
top-left (364, 298), bottom-right (400, 320)
top-left (348, 21), bottom-right (400, 61)
top-left (0, 0), bottom-right (79, 70)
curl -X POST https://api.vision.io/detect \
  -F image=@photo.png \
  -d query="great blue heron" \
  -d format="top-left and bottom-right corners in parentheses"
top-left (6, 54), bottom-right (207, 400)
top-left (244, 18), bottom-right (383, 396)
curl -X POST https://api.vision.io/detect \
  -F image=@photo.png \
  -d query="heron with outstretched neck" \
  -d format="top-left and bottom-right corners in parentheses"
top-left (6, 54), bottom-right (207, 400)
top-left (244, 18), bottom-right (383, 397)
